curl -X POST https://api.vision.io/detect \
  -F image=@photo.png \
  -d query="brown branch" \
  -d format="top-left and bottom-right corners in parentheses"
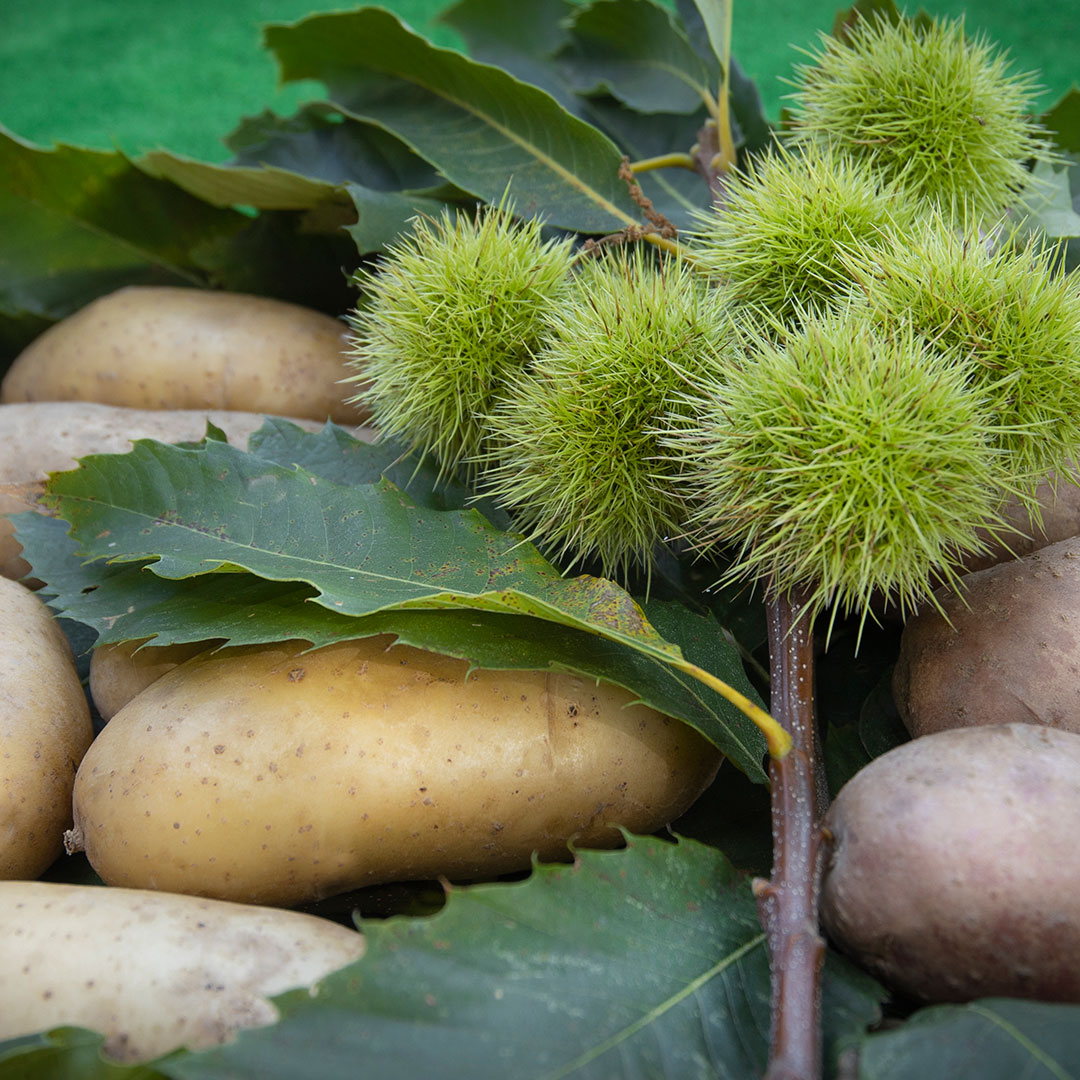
top-left (689, 119), bottom-right (732, 208)
top-left (752, 582), bottom-right (828, 1080)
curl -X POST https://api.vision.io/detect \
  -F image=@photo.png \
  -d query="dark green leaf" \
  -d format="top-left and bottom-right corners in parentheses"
top-left (824, 723), bottom-right (872, 799)
top-left (1010, 159), bottom-right (1080, 240)
top-left (858, 999), bottom-right (1080, 1080)
top-left (18, 513), bottom-right (767, 782)
top-left (857, 669), bottom-right (909, 761)
top-left (0, 304), bottom-right (51, 369)
top-left (0, 127), bottom-right (239, 326)
top-left (677, 0), bottom-right (730, 76)
top-left (831, 0), bottom-right (903, 41)
top-left (1043, 88), bottom-right (1080, 157)
top-left (341, 181), bottom-right (461, 255)
top-left (438, 0), bottom-right (573, 64)
top-left (188, 208), bottom-right (361, 314)
top-left (819, 626), bottom-right (907, 794)
top-left (155, 835), bottom-right (879, 1080)
top-left (725, 56), bottom-right (774, 157)
top-left (0, 838), bottom-right (881, 1079)
top-left (0, 126), bottom-right (361, 342)
top-left (221, 107), bottom-right (476, 254)
top-left (244, 419), bottom-right (513, 526)
top-left (20, 426), bottom-right (769, 777)
top-left (263, 8), bottom-right (641, 233)
top-left (687, 555), bottom-right (768, 654)
top-left (37, 437), bottom-right (674, 651)
top-left (669, 759), bottom-right (773, 876)
top-left (437, 0), bottom-right (581, 111)
top-left (134, 151), bottom-right (349, 212)
top-left (225, 103), bottom-right (441, 191)
top-left (38, 852), bottom-right (105, 889)
top-left (816, 621), bottom-right (901, 729)
top-left (559, 0), bottom-right (715, 115)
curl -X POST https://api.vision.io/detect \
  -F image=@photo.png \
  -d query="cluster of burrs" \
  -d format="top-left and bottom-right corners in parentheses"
top-left (346, 13), bottom-right (1080, 626)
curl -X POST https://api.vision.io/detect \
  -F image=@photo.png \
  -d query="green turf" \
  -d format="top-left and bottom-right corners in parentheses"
top-left (1, 0), bottom-right (1077, 162)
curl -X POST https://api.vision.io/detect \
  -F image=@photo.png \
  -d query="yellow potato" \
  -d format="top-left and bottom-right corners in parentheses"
top-left (90, 638), bottom-right (216, 722)
top-left (69, 637), bottom-right (721, 906)
top-left (0, 578), bottom-right (94, 879)
top-left (0, 401), bottom-right (374, 580)
top-left (0, 881), bottom-right (365, 1061)
top-left (1, 286), bottom-right (368, 425)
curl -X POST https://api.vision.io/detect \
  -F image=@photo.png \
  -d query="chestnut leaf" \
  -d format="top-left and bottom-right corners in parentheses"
top-left (0, 836), bottom-right (883, 1080)
top-left (18, 423), bottom-right (769, 778)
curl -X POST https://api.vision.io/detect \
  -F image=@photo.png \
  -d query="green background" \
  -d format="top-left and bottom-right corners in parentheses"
top-left (1, 0), bottom-right (1077, 163)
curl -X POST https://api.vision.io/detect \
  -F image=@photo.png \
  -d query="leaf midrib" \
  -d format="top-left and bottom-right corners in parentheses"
top-left (543, 932), bottom-right (767, 1079)
top-left (331, 72), bottom-right (638, 227)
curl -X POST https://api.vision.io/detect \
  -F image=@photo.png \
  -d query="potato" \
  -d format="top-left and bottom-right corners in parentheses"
top-left (871, 469), bottom-right (1080, 622)
top-left (961, 467), bottom-right (1080, 576)
top-left (820, 724), bottom-right (1080, 1003)
top-left (0, 401), bottom-right (372, 581)
top-left (0, 578), bottom-right (94, 879)
top-left (90, 638), bottom-right (216, 722)
top-left (0, 880), bottom-right (364, 1061)
top-left (1, 286), bottom-right (368, 425)
top-left (894, 536), bottom-right (1080, 738)
top-left (68, 636), bottom-right (721, 906)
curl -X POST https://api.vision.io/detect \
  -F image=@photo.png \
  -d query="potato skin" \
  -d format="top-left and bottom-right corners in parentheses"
top-left (894, 536), bottom-right (1080, 737)
top-left (90, 638), bottom-right (215, 722)
top-left (872, 470), bottom-right (1080, 621)
top-left (70, 637), bottom-right (721, 906)
top-left (0, 401), bottom-right (373, 581)
top-left (0, 881), bottom-right (364, 1061)
top-left (1, 286), bottom-right (367, 425)
top-left (0, 578), bottom-right (94, 879)
top-left (962, 469), bottom-right (1080, 575)
top-left (820, 724), bottom-right (1080, 1003)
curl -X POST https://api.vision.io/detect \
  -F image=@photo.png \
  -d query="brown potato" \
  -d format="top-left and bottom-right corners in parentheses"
top-left (871, 469), bottom-right (1080, 622)
top-left (963, 467), bottom-right (1080, 575)
top-left (0, 578), bottom-right (94, 879)
top-left (68, 637), bottom-right (721, 906)
top-left (820, 724), bottom-right (1080, 1003)
top-left (0, 401), bottom-right (373, 580)
top-left (1, 286), bottom-right (367, 425)
top-left (894, 536), bottom-right (1080, 737)
top-left (0, 881), bottom-right (364, 1061)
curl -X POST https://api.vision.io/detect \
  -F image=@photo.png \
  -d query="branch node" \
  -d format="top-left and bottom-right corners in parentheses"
top-left (751, 876), bottom-right (775, 900)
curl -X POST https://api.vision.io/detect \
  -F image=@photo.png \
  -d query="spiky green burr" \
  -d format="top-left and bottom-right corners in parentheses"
top-left (483, 250), bottom-right (734, 582)
top-left (861, 213), bottom-right (1080, 491)
top-left (690, 142), bottom-right (917, 323)
top-left (663, 306), bottom-right (1003, 624)
top-left (788, 15), bottom-right (1048, 220)
top-left (346, 204), bottom-right (575, 478)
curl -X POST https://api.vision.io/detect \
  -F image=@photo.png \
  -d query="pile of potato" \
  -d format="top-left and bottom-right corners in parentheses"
top-left (0, 579), bottom-right (718, 1057)
top-left (0, 286), bottom-right (375, 581)
top-left (822, 529), bottom-right (1080, 1005)
top-left (7, 283), bottom-right (1080, 1057)
top-left (0, 285), bottom-right (722, 1061)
